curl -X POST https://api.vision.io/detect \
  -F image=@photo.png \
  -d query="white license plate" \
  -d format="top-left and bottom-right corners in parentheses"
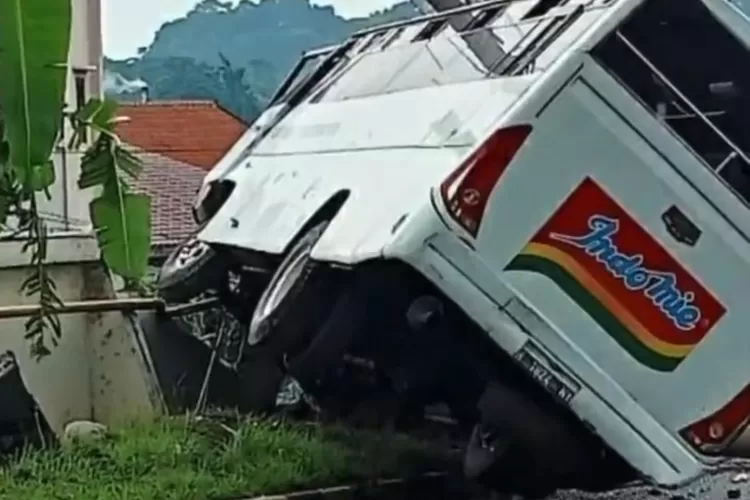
top-left (515, 348), bottom-right (576, 404)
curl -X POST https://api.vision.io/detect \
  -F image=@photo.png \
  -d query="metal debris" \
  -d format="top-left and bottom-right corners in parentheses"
top-left (731, 472), bottom-right (748, 484)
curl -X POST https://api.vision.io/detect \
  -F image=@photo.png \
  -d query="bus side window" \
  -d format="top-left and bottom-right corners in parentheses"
top-left (592, 0), bottom-right (750, 205)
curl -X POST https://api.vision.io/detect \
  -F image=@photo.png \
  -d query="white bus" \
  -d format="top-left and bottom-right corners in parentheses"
top-left (158, 0), bottom-right (750, 496)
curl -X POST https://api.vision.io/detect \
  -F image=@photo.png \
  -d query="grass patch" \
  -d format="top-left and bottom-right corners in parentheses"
top-left (0, 416), bottom-right (452, 500)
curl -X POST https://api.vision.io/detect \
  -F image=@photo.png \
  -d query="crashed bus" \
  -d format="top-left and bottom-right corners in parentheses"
top-left (157, 0), bottom-right (750, 496)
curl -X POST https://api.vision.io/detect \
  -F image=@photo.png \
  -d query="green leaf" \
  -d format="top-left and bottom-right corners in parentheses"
top-left (89, 99), bottom-right (119, 130)
top-left (0, 139), bottom-right (9, 166)
top-left (115, 147), bottom-right (143, 179)
top-left (78, 145), bottom-right (112, 189)
top-left (90, 193), bottom-right (151, 280)
top-left (18, 160), bottom-right (55, 191)
top-left (0, 0), bottom-right (71, 187)
top-left (69, 98), bottom-right (122, 150)
top-left (0, 118), bottom-right (8, 168)
top-left (72, 98), bottom-right (104, 124)
top-left (0, 195), bottom-right (11, 225)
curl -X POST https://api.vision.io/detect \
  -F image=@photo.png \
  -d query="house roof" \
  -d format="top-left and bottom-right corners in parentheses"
top-left (131, 146), bottom-right (205, 255)
top-left (116, 100), bottom-right (248, 170)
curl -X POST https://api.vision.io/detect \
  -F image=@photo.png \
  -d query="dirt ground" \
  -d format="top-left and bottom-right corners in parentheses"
top-left (549, 460), bottom-right (750, 500)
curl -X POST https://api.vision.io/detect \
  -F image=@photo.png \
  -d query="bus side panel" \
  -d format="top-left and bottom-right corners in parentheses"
top-left (473, 69), bottom-right (750, 450)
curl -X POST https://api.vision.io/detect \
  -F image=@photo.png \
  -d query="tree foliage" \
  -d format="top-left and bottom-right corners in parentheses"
top-left (0, 0), bottom-right (151, 359)
top-left (103, 0), bottom-right (418, 120)
top-left (105, 56), bottom-right (267, 122)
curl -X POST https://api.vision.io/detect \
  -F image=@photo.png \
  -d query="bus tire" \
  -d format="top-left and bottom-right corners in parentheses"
top-left (157, 234), bottom-right (227, 303)
top-left (235, 343), bottom-right (286, 414)
top-left (464, 382), bottom-right (596, 498)
top-left (246, 221), bottom-right (331, 357)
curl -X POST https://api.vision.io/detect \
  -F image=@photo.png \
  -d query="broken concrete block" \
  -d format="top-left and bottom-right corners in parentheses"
top-left (62, 420), bottom-right (109, 445)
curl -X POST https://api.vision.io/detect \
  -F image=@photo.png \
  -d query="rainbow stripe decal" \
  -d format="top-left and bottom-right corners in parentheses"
top-left (506, 178), bottom-right (726, 372)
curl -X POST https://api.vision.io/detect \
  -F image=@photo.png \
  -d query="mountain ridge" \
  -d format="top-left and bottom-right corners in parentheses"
top-left (105, 0), bottom-right (418, 120)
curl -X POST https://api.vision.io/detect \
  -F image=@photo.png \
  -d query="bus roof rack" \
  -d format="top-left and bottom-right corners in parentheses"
top-left (352, 0), bottom-right (519, 38)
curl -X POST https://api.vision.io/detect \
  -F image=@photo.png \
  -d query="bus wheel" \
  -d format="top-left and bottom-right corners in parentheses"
top-left (246, 221), bottom-right (332, 358)
top-left (157, 234), bottom-right (227, 303)
top-left (464, 382), bottom-right (597, 499)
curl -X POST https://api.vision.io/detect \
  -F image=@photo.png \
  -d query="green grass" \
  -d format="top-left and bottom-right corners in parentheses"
top-left (0, 416), bottom-right (451, 500)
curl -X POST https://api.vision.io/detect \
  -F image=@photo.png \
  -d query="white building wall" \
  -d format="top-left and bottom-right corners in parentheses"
top-left (37, 0), bottom-right (103, 231)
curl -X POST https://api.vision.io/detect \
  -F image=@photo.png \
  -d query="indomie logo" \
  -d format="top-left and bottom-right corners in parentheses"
top-left (549, 215), bottom-right (702, 331)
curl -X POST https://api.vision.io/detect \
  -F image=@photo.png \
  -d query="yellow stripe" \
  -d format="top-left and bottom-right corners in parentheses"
top-left (523, 243), bottom-right (694, 359)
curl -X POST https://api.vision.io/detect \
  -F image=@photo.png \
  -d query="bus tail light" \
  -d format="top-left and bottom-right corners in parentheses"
top-left (680, 383), bottom-right (750, 454)
top-left (439, 124), bottom-right (532, 237)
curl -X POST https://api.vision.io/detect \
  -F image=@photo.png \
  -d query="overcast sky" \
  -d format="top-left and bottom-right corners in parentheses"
top-left (103, 0), bottom-right (401, 59)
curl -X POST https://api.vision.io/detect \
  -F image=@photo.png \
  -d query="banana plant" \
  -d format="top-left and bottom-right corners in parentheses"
top-left (0, 0), bottom-right (151, 359)
top-left (69, 98), bottom-right (151, 282)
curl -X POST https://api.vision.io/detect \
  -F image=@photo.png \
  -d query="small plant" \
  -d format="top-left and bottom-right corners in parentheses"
top-left (0, 0), bottom-right (151, 359)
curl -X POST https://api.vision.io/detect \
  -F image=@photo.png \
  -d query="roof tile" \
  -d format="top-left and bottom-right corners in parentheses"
top-left (130, 147), bottom-right (206, 250)
top-left (116, 100), bottom-right (248, 170)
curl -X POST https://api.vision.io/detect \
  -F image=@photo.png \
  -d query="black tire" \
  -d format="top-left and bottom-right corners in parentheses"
top-left (283, 263), bottom-right (409, 395)
top-left (234, 344), bottom-right (286, 415)
top-left (288, 277), bottom-right (482, 420)
top-left (464, 382), bottom-right (597, 499)
top-left (157, 234), bottom-right (227, 303)
top-left (246, 221), bottom-right (331, 356)
top-left (285, 283), bottom-right (363, 390)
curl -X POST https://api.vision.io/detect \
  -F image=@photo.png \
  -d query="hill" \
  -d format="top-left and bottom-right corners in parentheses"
top-left (104, 0), bottom-right (418, 121)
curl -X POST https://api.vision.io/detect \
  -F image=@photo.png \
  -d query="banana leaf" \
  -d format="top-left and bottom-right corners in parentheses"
top-left (76, 98), bottom-right (151, 279)
top-left (0, 0), bottom-right (71, 189)
top-left (90, 193), bottom-right (151, 280)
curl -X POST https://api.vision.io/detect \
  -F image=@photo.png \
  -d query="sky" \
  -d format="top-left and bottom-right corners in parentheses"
top-left (103, 0), bottom-right (401, 59)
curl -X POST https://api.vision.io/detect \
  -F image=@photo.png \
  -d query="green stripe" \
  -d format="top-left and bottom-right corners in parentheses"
top-left (506, 254), bottom-right (681, 372)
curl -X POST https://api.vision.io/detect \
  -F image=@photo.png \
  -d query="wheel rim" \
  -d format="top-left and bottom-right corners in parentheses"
top-left (171, 237), bottom-right (210, 271)
top-left (261, 245), bottom-right (310, 319)
top-left (247, 223), bottom-right (327, 347)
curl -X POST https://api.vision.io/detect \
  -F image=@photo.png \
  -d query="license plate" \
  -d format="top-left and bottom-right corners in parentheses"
top-left (515, 348), bottom-right (576, 404)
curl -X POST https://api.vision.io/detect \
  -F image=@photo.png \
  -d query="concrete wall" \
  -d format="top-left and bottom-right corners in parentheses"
top-left (0, 238), bottom-right (163, 434)
top-left (0, 1), bottom-right (165, 434)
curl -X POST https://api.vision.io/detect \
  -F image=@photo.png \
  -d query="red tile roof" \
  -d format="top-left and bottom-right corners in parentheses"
top-left (116, 100), bottom-right (248, 170)
top-left (131, 146), bottom-right (206, 254)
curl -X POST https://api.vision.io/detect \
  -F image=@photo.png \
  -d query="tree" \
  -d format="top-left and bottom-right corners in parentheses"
top-left (101, 0), bottom-right (418, 119)
top-left (105, 55), bottom-right (266, 122)
top-left (0, 0), bottom-right (151, 359)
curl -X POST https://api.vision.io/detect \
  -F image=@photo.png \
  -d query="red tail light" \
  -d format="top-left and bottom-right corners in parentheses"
top-left (439, 124), bottom-right (532, 237)
top-left (680, 383), bottom-right (750, 454)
